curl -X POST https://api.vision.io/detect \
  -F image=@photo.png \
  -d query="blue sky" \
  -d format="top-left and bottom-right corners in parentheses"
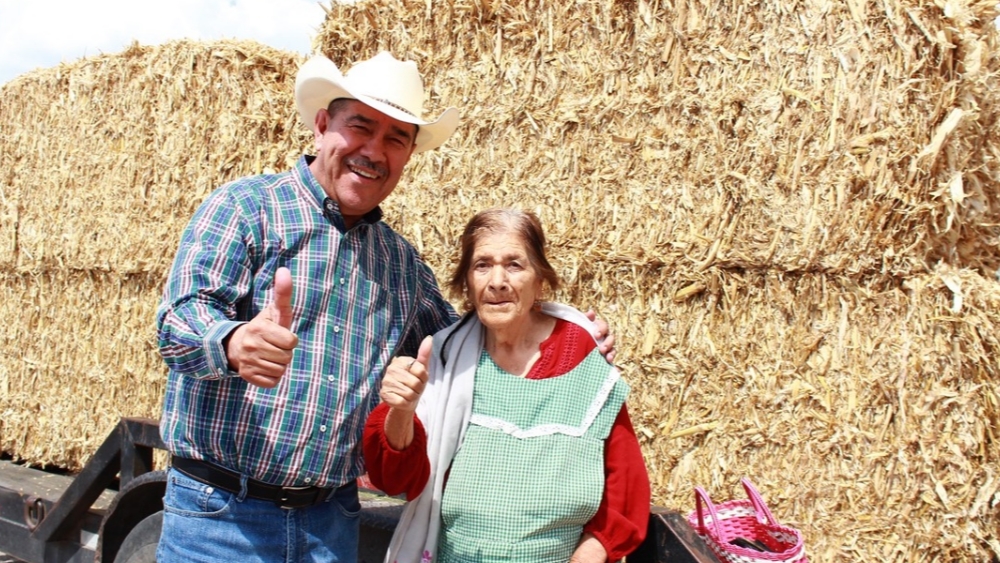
top-left (0, 0), bottom-right (328, 85)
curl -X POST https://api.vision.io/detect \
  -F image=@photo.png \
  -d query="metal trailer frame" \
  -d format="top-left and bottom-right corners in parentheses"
top-left (0, 418), bottom-right (720, 563)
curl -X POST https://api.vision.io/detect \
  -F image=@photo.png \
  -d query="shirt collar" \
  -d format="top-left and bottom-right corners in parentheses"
top-left (297, 155), bottom-right (385, 227)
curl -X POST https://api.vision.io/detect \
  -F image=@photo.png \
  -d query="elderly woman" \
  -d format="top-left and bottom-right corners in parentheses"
top-left (363, 208), bottom-right (650, 563)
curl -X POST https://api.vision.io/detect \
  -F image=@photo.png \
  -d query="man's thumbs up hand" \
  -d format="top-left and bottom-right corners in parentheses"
top-left (271, 266), bottom-right (294, 329)
top-left (225, 267), bottom-right (300, 388)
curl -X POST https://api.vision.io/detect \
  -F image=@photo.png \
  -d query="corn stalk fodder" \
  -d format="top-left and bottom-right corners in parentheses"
top-left (0, 40), bottom-right (310, 273)
top-left (0, 0), bottom-right (998, 560)
top-left (0, 270), bottom-right (165, 468)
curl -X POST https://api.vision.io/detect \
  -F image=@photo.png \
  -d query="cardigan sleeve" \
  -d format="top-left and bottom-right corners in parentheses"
top-left (362, 401), bottom-right (431, 501)
top-left (582, 404), bottom-right (651, 561)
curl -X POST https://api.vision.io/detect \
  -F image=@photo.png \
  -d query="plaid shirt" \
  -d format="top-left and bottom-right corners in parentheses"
top-left (157, 155), bottom-right (457, 488)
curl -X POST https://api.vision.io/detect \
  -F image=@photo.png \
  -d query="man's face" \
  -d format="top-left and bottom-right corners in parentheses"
top-left (309, 99), bottom-right (417, 226)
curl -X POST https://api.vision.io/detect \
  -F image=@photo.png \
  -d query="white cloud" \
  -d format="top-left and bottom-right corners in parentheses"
top-left (0, 0), bottom-right (327, 85)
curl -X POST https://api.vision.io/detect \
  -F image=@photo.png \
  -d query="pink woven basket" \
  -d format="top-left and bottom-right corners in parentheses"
top-left (687, 478), bottom-right (808, 563)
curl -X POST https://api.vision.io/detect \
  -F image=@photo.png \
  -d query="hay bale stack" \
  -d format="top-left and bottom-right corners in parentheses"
top-left (0, 39), bottom-right (309, 464)
top-left (0, 0), bottom-right (996, 560)
top-left (310, 0), bottom-right (998, 561)
top-left (1, 40), bottom-right (308, 272)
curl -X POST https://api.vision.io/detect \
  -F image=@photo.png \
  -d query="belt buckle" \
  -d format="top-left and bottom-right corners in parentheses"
top-left (277, 485), bottom-right (319, 509)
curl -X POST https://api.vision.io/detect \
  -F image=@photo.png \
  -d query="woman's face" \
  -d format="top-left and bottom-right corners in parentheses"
top-left (467, 230), bottom-right (544, 332)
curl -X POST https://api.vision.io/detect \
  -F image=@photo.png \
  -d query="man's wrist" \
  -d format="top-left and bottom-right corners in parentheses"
top-left (207, 320), bottom-right (245, 376)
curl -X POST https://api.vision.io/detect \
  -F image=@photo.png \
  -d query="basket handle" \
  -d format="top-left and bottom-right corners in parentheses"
top-left (693, 486), bottom-right (725, 540)
top-left (740, 477), bottom-right (778, 526)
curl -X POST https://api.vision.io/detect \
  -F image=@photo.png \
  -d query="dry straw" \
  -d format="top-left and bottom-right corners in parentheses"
top-left (0, 40), bottom-right (310, 464)
top-left (1, 0), bottom-right (998, 561)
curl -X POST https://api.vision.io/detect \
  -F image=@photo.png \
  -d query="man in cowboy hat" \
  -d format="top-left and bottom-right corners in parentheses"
top-left (155, 51), bottom-right (615, 562)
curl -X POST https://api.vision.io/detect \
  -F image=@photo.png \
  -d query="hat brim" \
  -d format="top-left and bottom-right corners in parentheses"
top-left (295, 57), bottom-right (459, 153)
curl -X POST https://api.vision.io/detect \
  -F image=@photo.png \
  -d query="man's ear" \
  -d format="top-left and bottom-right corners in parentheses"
top-left (313, 108), bottom-right (329, 147)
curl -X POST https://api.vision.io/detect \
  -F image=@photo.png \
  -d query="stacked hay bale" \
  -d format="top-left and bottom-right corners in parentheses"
top-left (312, 1), bottom-right (999, 561)
top-left (0, 39), bottom-right (310, 463)
top-left (0, 0), bottom-right (997, 560)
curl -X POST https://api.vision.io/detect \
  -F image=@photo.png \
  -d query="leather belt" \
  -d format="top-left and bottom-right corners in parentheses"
top-left (170, 456), bottom-right (338, 509)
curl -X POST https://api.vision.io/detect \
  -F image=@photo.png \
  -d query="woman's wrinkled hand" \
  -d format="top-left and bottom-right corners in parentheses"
top-left (380, 336), bottom-right (432, 413)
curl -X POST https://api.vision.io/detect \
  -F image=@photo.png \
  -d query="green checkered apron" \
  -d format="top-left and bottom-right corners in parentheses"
top-left (436, 347), bottom-right (629, 563)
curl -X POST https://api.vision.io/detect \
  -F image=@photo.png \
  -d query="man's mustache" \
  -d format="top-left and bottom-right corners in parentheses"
top-left (345, 156), bottom-right (388, 178)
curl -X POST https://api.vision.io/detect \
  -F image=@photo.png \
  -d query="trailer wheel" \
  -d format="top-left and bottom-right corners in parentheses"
top-left (113, 510), bottom-right (162, 563)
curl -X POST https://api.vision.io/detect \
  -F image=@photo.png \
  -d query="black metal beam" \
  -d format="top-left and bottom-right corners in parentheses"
top-left (0, 502), bottom-right (41, 562)
top-left (119, 419), bottom-right (162, 487)
top-left (0, 517), bottom-right (95, 563)
top-left (30, 424), bottom-right (122, 543)
top-left (120, 418), bottom-right (165, 450)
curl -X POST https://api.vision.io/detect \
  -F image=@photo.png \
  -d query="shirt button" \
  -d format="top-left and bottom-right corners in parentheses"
top-left (327, 375), bottom-right (334, 382)
top-left (304, 477), bottom-right (312, 484)
top-left (333, 326), bottom-right (340, 333)
top-left (320, 425), bottom-right (327, 432)
top-left (339, 277), bottom-right (345, 285)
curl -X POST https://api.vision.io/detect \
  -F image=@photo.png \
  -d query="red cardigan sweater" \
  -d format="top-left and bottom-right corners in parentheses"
top-left (363, 319), bottom-right (650, 561)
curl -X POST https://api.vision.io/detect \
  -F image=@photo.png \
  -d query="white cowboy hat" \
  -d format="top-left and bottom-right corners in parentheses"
top-left (295, 51), bottom-right (459, 153)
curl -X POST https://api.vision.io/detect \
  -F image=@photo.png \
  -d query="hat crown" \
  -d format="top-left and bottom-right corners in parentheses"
top-left (344, 52), bottom-right (425, 120)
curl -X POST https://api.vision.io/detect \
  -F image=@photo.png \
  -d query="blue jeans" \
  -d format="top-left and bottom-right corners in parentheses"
top-left (156, 467), bottom-right (361, 563)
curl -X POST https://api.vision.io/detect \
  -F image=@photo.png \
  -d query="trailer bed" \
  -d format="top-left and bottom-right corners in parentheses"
top-left (0, 459), bottom-right (117, 563)
top-left (0, 418), bottom-right (720, 563)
